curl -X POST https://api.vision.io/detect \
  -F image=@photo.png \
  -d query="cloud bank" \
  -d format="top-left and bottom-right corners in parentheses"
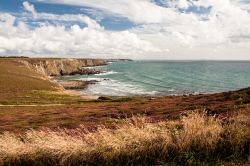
top-left (0, 2), bottom-right (159, 58)
top-left (0, 0), bottom-right (250, 59)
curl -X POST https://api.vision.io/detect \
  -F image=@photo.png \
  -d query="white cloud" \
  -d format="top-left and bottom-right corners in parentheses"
top-left (128, 0), bottom-right (250, 59)
top-left (37, 0), bottom-right (177, 24)
top-left (1, 0), bottom-right (250, 59)
top-left (0, 13), bottom-right (160, 58)
top-left (23, 1), bottom-right (37, 18)
top-left (37, 0), bottom-right (250, 44)
top-left (36, 13), bottom-right (102, 29)
top-left (177, 0), bottom-right (190, 9)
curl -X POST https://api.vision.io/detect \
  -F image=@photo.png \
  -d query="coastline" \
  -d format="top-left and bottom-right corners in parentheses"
top-left (48, 59), bottom-right (132, 99)
top-left (1, 58), bottom-right (250, 164)
top-left (2, 57), bottom-right (250, 101)
top-left (56, 79), bottom-right (100, 100)
top-left (59, 60), bottom-right (250, 97)
top-left (1, 0), bottom-right (250, 163)
top-left (20, 57), bottom-right (110, 100)
top-left (38, 59), bottom-right (250, 101)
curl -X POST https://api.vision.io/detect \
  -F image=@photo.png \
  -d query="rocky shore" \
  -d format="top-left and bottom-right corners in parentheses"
top-left (15, 58), bottom-right (132, 97)
top-left (19, 58), bottom-right (108, 76)
top-left (17, 58), bottom-right (108, 96)
top-left (57, 80), bottom-right (98, 90)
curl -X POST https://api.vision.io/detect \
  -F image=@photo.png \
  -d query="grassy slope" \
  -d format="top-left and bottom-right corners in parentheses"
top-left (0, 58), bottom-right (57, 98)
top-left (0, 58), bottom-right (250, 132)
top-left (0, 58), bottom-right (86, 105)
top-left (0, 58), bottom-right (249, 165)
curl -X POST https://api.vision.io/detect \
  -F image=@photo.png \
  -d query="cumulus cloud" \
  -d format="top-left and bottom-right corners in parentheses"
top-left (0, 13), bottom-right (159, 58)
top-left (23, 1), bottom-right (37, 18)
top-left (37, 0), bottom-right (250, 45)
top-left (1, 0), bottom-right (250, 59)
top-left (37, 0), bottom-right (175, 24)
top-left (36, 13), bottom-right (102, 29)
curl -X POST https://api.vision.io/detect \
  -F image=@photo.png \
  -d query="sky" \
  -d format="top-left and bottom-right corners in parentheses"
top-left (0, 0), bottom-right (250, 60)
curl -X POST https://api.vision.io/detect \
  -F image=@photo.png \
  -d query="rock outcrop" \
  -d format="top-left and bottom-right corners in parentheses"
top-left (57, 80), bottom-right (97, 90)
top-left (20, 58), bottom-right (108, 76)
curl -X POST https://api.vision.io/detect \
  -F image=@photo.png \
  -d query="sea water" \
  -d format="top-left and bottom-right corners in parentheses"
top-left (60, 61), bottom-right (250, 96)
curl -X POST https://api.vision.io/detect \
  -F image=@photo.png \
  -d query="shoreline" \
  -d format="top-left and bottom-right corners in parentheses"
top-left (55, 74), bottom-right (250, 99)
top-left (64, 90), bottom-right (100, 100)
top-left (22, 58), bottom-right (249, 99)
top-left (54, 78), bottom-right (100, 100)
top-left (1, 57), bottom-right (250, 138)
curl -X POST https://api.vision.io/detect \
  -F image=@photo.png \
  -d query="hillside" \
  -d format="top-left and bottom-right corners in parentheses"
top-left (0, 58), bottom-right (249, 131)
top-left (0, 58), bottom-right (106, 105)
top-left (0, 58), bottom-right (249, 165)
top-left (0, 58), bottom-right (61, 102)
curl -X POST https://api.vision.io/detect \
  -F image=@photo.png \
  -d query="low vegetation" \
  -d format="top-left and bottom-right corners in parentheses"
top-left (0, 112), bottom-right (249, 166)
top-left (0, 58), bottom-right (87, 105)
top-left (0, 58), bottom-right (250, 165)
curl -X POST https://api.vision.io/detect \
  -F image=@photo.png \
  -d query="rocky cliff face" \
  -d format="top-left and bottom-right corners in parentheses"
top-left (20, 58), bottom-right (107, 76)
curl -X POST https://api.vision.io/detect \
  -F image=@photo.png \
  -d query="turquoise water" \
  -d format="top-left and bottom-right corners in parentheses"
top-left (61, 61), bottom-right (250, 96)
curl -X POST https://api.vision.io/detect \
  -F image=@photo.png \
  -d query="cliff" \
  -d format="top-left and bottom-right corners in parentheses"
top-left (19, 58), bottom-right (108, 76)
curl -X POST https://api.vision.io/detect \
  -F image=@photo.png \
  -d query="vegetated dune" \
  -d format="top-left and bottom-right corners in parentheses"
top-left (0, 112), bottom-right (249, 166)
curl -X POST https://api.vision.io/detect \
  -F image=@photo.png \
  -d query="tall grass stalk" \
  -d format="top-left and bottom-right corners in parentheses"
top-left (0, 112), bottom-right (249, 165)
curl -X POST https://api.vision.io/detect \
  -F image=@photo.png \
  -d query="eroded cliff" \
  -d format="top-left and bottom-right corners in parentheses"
top-left (20, 58), bottom-right (107, 76)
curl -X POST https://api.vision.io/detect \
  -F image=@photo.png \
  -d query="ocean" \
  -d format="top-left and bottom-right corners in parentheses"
top-left (60, 61), bottom-right (250, 96)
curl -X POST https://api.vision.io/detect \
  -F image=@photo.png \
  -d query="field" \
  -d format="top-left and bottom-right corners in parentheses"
top-left (0, 58), bottom-right (249, 165)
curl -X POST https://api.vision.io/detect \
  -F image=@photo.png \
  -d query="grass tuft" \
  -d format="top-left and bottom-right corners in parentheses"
top-left (0, 112), bottom-right (249, 165)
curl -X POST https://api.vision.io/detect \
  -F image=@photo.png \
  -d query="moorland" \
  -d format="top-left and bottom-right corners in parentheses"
top-left (0, 57), bottom-right (249, 165)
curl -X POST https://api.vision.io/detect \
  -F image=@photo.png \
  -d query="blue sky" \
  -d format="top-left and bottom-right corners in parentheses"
top-left (0, 0), bottom-right (250, 59)
top-left (0, 0), bottom-right (214, 30)
top-left (0, 0), bottom-right (135, 30)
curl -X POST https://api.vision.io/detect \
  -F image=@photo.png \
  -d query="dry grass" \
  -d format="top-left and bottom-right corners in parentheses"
top-left (0, 59), bottom-right (60, 98)
top-left (0, 58), bottom-right (88, 105)
top-left (0, 112), bottom-right (249, 166)
top-left (177, 113), bottom-right (223, 152)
